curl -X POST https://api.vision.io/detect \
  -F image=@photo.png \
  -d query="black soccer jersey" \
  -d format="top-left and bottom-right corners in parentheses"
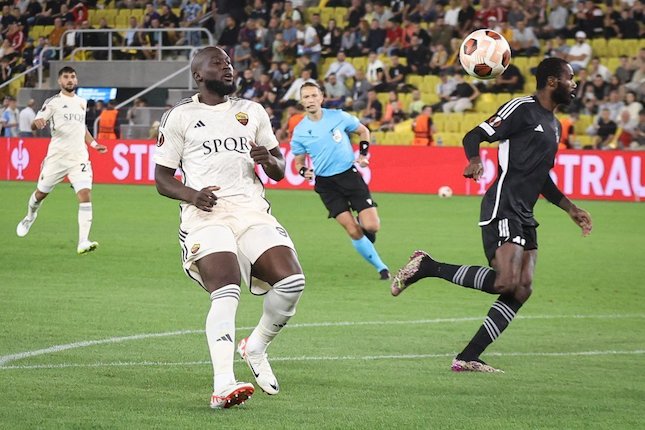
top-left (475, 95), bottom-right (561, 227)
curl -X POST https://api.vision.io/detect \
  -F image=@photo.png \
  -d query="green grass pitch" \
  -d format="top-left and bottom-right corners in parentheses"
top-left (1, 182), bottom-right (644, 429)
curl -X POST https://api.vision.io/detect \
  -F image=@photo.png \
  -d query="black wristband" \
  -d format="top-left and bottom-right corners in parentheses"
top-left (299, 167), bottom-right (308, 177)
top-left (359, 140), bottom-right (369, 156)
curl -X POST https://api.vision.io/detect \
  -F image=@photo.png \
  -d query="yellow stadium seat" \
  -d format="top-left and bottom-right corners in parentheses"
top-left (475, 100), bottom-right (497, 113)
top-left (431, 113), bottom-right (446, 132)
top-left (575, 114), bottom-right (593, 135)
top-left (421, 93), bottom-right (439, 105)
top-left (351, 57), bottom-right (367, 71)
top-left (372, 131), bottom-right (386, 145)
top-left (606, 57), bottom-right (620, 73)
top-left (115, 15), bottom-right (128, 28)
top-left (394, 119), bottom-right (413, 133)
top-left (462, 113), bottom-right (483, 131)
top-left (591, 39), bottom-right (607, 58)
top-left (444, 113), bottom-right (463, 132)
top-left (406, 74), bottom-right (423, 87)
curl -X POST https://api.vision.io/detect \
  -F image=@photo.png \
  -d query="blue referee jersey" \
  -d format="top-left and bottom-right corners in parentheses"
top-left (290, 108), bottom-right (360, 177)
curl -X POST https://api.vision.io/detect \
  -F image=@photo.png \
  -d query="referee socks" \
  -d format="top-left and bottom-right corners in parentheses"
top-left (351, 236), bottom-right (388, 273)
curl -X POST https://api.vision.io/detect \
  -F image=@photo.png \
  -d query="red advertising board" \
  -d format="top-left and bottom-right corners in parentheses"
top-left (2, 138), bottom-right (643, 201)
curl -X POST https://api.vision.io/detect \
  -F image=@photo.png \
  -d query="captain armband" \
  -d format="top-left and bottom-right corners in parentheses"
top-left (359, 140), bottom-right (369, 156)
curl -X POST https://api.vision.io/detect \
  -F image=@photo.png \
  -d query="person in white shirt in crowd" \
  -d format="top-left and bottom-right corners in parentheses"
top-left (566, 31), bottom-right (592, 72)
top-left (325, 51), bottom-right (356, 86)
top-left (19, 98), bottom-right (36, 137)
top-left (365, 51), bottom-right (385, 85)
top-left (281, 69), bottom-right (316, 103)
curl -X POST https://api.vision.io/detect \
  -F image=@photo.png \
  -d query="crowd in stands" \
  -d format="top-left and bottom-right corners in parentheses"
top-left (0, 0), bottom-right (643, 148)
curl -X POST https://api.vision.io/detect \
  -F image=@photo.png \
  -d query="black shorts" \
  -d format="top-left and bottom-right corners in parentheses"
top-left (314, 167), bottom-right (376, 218)
top-left (481, 217), bottom-right (538, 265)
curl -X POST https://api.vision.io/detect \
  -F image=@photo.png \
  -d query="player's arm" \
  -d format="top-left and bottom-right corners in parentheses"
top-left (250, 143), bottom-right (285, 181)
top-left (155, 165), bottom-right (220, 212)
top-left (32, 100), bottom-right (54, 130)
top-left (462, 100), bottom-right (526, 181)
top-left (350, 122), bottom-right (371, 167)
top-left (294, 153), bottom-right (314, 180)
top-left (84, 128), bottom-right (108, 153)
top-left (250, 104), bottom-right (286, 181)
top-left (541, 176), bottom-right (592, 236)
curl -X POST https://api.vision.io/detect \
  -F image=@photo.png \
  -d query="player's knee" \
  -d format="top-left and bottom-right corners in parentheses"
top-left (360, 219), bottom-right (380, 233)
top-left (346, 224), bottom-right (364, 239)
top-left (35, 190), bottom-right (48, 201)
top-left (494, 273), bottom-right (522, 295)
top-left (272, 273), bottom-right (305, 315)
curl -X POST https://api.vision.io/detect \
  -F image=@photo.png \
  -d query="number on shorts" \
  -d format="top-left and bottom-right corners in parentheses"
top-left (80, 163), bottom-right (87, 172)
top-left (276, 227), bottom-right (288, 237)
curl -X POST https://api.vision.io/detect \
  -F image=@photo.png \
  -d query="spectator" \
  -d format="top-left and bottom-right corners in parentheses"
top-left (1, 96), bottom-right (19, 137)
top-left (615, 55), bottom-right (634, 84)
top-left (511, 20), bottom-right (539, 57)
top-left (587, 108), bottom-right (617, 149)
top-left (232, 39), bottom-right (252, 71)
top-left (387, 55), bottom-right (408, 92)
top-left (412, 105), bottom-right (435, 146)
top-left (25, 0), bottom-right (43, 26)
top-left (428, 16), bottom-right (454, 54)
top-left (365, 51), bottom-right (386, 85)
top-left (379, 91), bottom-right (406, 131)
top-left (18, 99), bottom-right (36, 137)
top-left (182, 0), bottom-right (203, 47)
top-left (346, 0), bottom-right (366, 29)
top-left (281, 1), bottom-right (302, 23)
top-left (429, 44), bottom-right (449, 75)
top-left (506, 0), bottom-right (525, 27)
top-left (442, 73), bottom-right (479, 113)
top-left (589, 74), bottom-right (609, 103)
top-left (347, 68), bottom-right (371, 112)
top-left (614, 110), bottom-right (639, 148)
top-left (365, 19), bottom-right (386, 54)
top-left (383, 18), bottom-right (405, 56)
top-left (121, 17), bottom-right (140, 59)
top-left (546, 35), bottom-right (570, 60)
top-left (488, 63), bottom-right (525, 93)
top-left (558, 112), bottom-right (577, 149)
top-left (159, 4), bottom-right (180, 28)
top-left (373, 2), bottom-right (394, 27)
top-left (281, 18), bottom-right (298, 58)
top-left (325, 51), bottom-right (356, 87)
top-left (433, 71), bottom-right (458, 111)
top-left (620, 91), bottom-right (643, 120)
top-left (296, 20), bottom-right (322, 64)
top-left (309, 13), bottom-right (326, 41)
top-left (323, 73), bottom-right (348, 108)
top-left (408, 89), bottom-right (425, 118)
top-left (97, 100), bottom-right (119, 140)
top-left (237, 68), bottom-right (260, 100)
top-left (635, 109), bottom-right (645, 148)
top-left (542, 0), bottom-right (569, 38)
top-left (297, 54), bottom-right (318, 80)
top-left (405, 34), bottom-right (430, 75)
top-left (281, 69), bottom-right (316, 104)
top-left (360, 89), bottom-right (383, 128)
top-left (278, 104), bottom-right (304, 141)
top-left (589, 57), bottom-right (612, 82)
top-left (599, 90), bottom-right (625, 122)
top-left (217, 16), bottom-right (239, 54)
top-left (617, 8), bottom-right (640, 39)
top-left (340, 28), bottom-right (357, 56)
top-left (566, 31), bottom-right (592, 73)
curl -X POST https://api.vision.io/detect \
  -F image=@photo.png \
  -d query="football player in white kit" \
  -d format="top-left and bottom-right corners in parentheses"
top-left (154, 47), bottom-right (306, 409)
top-left (16, 66), bottom-right (108, 254)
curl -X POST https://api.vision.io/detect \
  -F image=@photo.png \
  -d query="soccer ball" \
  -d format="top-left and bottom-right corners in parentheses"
top-left (459, 29), bottom-right (511, 79)
top-left (438, 186), bottom-right (453, 198)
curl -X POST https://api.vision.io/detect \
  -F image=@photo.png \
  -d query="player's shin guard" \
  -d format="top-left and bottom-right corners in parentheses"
top-left (27, 192), bottom-right (42, 219)
top-left (351, 236), bottom-right (388, 272)
top-left (459, 295), bottom-right (523, 360)
top-left (206, 285), bottom-right (240, 391)
top-left (245, 274), bottom-right (305, 355)
top-left (78, 202), bottom-right (93, 243)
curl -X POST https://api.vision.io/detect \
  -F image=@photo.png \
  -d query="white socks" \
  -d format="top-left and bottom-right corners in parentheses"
top-left (78, 202), bottom-right (93, 243)
top-left (206, 284), bottom-right (240, 391)
top-left (246, 274), bottom-right (306, 355)
top-left (27, 192), bottom-right (41, 219)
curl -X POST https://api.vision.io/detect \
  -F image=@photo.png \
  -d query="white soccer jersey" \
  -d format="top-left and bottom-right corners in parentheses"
top-left (154, 95), bottom-right (279, 212)
top-left (35, 92), bottom-right (89, 164)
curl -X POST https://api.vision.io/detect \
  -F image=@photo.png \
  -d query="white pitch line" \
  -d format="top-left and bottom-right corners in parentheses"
top-left (1, 350), bottom-right (643, 371)
top-left (0, 314), bottom-right (643, 366)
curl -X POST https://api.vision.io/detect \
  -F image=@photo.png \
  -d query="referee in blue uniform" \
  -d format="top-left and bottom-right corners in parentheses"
top-left (290, 82), bottom-right (390, 280)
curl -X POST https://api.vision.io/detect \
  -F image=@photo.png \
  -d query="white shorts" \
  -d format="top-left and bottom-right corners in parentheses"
top-left (37, 158), bottom-right (93, 193)
top-left (179, 202), bottom-right (296, 295)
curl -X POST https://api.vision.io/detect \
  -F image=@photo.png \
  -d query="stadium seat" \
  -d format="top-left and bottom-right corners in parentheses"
top-left (444, 113), bottom-right (463, 132)
top-left (575, 114), bottom-right (593, 135)
top-left (591, 39), bottom-right (608, 58)
top-left (406, 75), bottom-right (423, 87)
top-left (606, 57), bottom-right (620, 73)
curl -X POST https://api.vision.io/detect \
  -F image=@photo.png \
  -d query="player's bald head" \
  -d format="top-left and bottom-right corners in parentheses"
top-left (191, 46), bottom-right (225, 74)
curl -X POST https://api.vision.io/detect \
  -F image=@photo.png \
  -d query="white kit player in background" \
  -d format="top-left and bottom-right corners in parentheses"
top-left (154, 47), bottom-right (306, 409)
top-left (16, 66), bottom-right (108, 254)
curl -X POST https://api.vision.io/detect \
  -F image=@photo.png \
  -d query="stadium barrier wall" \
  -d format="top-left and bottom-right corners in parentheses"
top-left (2, 138), bottom-right (643, 202)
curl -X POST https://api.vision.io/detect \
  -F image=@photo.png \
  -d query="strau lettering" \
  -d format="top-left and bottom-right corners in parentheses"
top-left (203, 137), bottom-right (250, 154)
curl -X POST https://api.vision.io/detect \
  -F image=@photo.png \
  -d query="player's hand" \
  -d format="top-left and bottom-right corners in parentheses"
top-left (300, 167), bottom-right (314, 180)
top-left (191, 185), bottom-right (220, 212)
top-left (568, 205), bottom-right (592, 237)
top-left (33, 119), bottom-right (47, 130)
top-left (356, 154), bottom-right (369, 167)
top-left (249, 141), bottom-right (275, 168)
top-left (94, 143), bottom-right (108, 153)
top-left (463, 157), bottom-right (484, 181)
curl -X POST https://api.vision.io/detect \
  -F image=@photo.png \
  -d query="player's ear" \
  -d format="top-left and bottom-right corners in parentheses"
top-left (193, 72), bottom-right (202, 82)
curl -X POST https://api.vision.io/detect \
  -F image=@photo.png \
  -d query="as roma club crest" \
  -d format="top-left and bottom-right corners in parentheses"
top-left (235, 112), bottom-right (249, 126)
top-left (191, 243), bottom-right (200, 254)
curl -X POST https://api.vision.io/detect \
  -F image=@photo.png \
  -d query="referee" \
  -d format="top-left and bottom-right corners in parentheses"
top-left (290, 82), bottom-right (390, 280)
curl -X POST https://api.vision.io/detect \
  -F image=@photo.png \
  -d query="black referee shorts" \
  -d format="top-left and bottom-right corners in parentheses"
top-left (314, 167), bottom-right (377, 218)
top-left (481, 217), bottom-right (538, 265)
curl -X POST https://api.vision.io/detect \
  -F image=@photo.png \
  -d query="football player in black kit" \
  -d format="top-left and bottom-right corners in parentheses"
top-left (390, 57), bottom-right (593, 373)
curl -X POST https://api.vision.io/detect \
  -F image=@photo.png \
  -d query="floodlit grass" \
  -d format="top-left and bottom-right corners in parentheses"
top-left (1, 182), bottom-right (644, 429)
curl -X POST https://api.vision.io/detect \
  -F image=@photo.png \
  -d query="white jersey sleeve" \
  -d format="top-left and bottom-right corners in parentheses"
top-left (34, 96), bottom-right (56, 123)
top-left (154, 108), bottom-right (185, 169)
top-left (252, 103), bottom-right (279, 151)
